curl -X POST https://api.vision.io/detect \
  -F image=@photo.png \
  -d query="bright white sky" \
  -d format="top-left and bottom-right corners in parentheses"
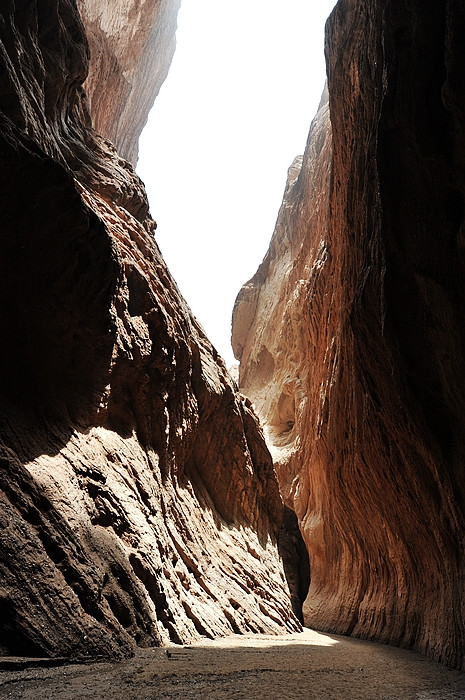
top-left (138, 0), bottom-right (336, 366)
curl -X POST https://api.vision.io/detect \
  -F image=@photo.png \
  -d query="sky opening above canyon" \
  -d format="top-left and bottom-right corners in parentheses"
top-left (138, 0), bottom-right (337, 366)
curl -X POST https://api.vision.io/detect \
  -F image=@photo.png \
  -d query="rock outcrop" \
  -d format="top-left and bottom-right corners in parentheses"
top-left (0, 0), bottom-right (299, 659)
top-left (75, 0), bottom-right (181, 165)
top-left (233, 0), bottom-right (465, 670)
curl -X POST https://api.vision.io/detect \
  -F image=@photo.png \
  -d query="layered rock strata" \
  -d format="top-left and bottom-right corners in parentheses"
top-left (233, 0), bottom-right (465, 670)
top-left (0, 0), bottom-right (299, 659)
top-left (76, 0), bottom-right (181, 165)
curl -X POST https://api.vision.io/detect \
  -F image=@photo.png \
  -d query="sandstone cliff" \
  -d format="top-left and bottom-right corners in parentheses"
top-left (233, 0), bottom-right (465, 670)
top-left (75, 0), bottom-right (181, 165)
top-left (0, 0), bottom-right (299, 659)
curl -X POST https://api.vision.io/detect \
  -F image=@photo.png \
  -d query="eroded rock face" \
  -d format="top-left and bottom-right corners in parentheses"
top-left (233, 0), bottom-right (465, 669)
top-left (75, 0), bottom-right (181, 165)
top-left (0, 0), bottom-right (299, 659)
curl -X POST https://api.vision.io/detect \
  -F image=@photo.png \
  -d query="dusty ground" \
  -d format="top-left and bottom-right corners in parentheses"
top-left (0, 629), bottom-right (464, 699)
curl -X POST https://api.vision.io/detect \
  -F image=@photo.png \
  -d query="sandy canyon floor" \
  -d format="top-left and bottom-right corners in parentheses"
top-left (0, 629), bottom-right (464, 699)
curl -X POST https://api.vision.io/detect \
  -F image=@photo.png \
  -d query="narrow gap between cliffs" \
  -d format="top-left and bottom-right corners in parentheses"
top-left (136, 0), bottom-right (336, 628)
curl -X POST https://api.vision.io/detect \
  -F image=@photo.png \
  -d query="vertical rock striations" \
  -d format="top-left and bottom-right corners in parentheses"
top-left (0, 0), bottom-right (299, 659)
top-left (233, 0), bottom-right (465, 669)
top-left (75, 0), bottom-right (182, 165)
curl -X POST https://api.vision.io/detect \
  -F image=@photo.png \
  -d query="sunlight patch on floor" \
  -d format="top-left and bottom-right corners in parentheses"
top-left (190, 628), bottom-right (339, 649)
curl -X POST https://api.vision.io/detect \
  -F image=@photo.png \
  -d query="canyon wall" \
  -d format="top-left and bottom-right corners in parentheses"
top-left (75, 0), bottom-right (181, 165)
top-left (233, 0), bottom-right (465, 670)
top-left (0, 0), bottom-right (299, 659)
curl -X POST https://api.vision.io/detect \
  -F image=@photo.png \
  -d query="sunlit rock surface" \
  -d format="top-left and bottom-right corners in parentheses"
top-left (0, 0), bottom-right (299, 659)
top-left (233, 0), bottom-right (465, 670)
top-left (76, 0), bottom-right (181, 165)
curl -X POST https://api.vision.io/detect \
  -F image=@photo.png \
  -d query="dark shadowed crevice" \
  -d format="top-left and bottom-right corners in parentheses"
top-left (0, 599), bottom-right (46, 658)
top-left (278, 507), bottom-right (310, 624)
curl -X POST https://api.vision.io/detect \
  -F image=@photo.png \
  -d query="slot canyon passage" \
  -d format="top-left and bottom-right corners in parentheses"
top-left (1, 0), bottom-right (465, 698)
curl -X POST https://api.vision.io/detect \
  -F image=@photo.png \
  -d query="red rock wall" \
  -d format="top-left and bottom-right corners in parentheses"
top-left (0, 0), bottom-right (299, 659)
top-left (233, 0), bottom-right (465, 669)
top-left (75, 0), bottom-right (181, 165)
